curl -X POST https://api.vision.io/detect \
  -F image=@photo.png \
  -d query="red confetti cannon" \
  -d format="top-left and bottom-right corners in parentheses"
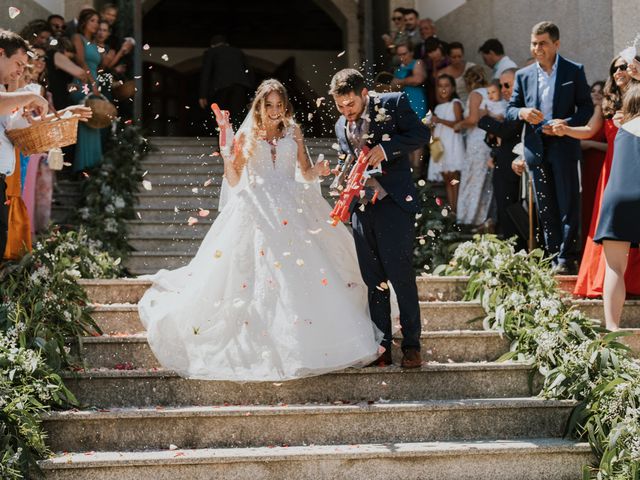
top-left (330, 146), bottom-right (378, 226)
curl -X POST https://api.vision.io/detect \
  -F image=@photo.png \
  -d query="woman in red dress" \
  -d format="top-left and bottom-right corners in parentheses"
top-left (554, 55), bottom-right (640, 298)
top-left (579, 81), bottom-right (606, 251)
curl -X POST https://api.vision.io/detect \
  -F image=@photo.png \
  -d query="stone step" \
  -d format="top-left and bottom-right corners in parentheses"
top-left (133, 182), bottom-right (223, 196)
top-left (87, 300), bottom-right (486, 335)
top-left (141, 163), bottom-right (225, 175)
top-left (80, 279), bottom-right (151, 304)
top-left (78, 331), bottom-right (510, 368)
top-left (130, 207), bottom-right (219, 222)
top-left (124, 252), bottom-right (191, 273)
top-left (38, 438), bottom-right (593, 480)
top-left (134, 193), bottom-right (220, 209)
top-left (126, 220), bottom-right (215, 237)
top-left (63, 363), bottom-right (539, 407)
top-left (43, 398), bottom-right (574, 452)
top-left (128, 236), bottom-right (204, 253)
top-left (142, 172), bottom-right (224, 185)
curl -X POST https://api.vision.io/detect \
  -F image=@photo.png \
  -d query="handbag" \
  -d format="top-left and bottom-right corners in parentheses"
top-left (429, 136), bottom-right (444, 162)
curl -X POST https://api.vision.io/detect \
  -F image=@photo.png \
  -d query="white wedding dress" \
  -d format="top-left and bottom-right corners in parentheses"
top-left (138, 126), bottom-right (381, 381)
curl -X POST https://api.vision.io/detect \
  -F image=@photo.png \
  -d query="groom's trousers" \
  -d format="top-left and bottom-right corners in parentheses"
top-left (351, 196), bottom-right (421, 352)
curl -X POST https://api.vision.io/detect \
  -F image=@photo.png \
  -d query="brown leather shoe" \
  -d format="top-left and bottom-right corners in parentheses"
top-left (401, 348), bottom-right (422, 369)
top-left (367, 349), bottom-right (392, 367)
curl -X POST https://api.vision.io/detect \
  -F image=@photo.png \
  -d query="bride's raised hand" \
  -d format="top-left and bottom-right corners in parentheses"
top-left (313, 157), bottom-right (331, 177)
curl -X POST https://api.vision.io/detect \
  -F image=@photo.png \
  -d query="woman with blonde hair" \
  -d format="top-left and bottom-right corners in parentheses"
top-left (139, 79), bottom-right (382, 381)
top-left (454, 65), bottom-right (493, 229)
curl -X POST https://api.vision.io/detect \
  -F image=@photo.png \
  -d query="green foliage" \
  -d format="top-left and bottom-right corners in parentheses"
top-left (413, 180), bottom-right (464, 273)
top-left (441, 235), bottom-right (640, 478)
top-left (0, 227), bottom-right (121, 478)
top-left (72, 122), bottom-right (150, 260)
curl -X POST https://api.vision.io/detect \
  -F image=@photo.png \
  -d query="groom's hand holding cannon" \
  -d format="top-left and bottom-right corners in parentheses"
top-left (330, 146), bottom-right (377, 226)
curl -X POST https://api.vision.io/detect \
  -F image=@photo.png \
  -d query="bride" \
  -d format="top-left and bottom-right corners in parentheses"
top-left (138, 79), bottom-right (382, 381)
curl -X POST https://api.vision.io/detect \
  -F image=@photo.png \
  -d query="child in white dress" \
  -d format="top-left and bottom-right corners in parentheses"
top-left (428, 73), bottom-right (465, 213)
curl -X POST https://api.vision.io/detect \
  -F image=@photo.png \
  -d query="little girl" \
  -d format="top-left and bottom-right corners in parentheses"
top-left (428, 73), bottom-right (465, 213)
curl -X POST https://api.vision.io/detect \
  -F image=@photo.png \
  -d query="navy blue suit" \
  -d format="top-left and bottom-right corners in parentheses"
top-left (506, 55), bottom-right (593, 264)
top-left (335, 92), bottom-right (430, 352)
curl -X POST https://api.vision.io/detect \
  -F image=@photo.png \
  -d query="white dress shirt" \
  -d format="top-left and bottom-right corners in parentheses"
top-left (0, 85), bottom-right (16, 176)
top-left (536, 54), bottom-right (559, 121)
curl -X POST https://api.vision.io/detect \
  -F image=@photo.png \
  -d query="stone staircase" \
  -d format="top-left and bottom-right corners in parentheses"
top-left (37, 274), bottom-right (640, 479)
top-left (125, 136), bottom-right (341, 275)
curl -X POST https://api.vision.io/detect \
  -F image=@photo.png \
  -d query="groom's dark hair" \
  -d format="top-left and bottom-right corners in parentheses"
top-left (329, 69), bottom-right (366, 96)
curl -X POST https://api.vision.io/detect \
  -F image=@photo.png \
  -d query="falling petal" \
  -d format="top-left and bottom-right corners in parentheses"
top-left (296, 259), bottom-right (305, 266)
top-left (214, 250), bottom-right (222, 259)
top-left (450, 179), bottom-right (460, 185)
top-left (49, 38), bottom-right (58, 46)
top-left (427, 230), bottom-right (436, 238)
top-left (282, 251), bottom-right (291, 257)
top-left (203, 179), bottom-right (213, 187)
top-left (143, 43), bottom-right (150, 50)
top-left (382, 134), bottom-right (390, 141)
top-left (405, 195), bottom-right (413, 202)
top-left (441, 208), bottom-right (449, 217)
top-left (191, 187), bottom-right (199, 194)
top-left (187, 217), bottom-right (198, 226)
top-left (274, 261), bottom-right (282, 269)
top-left (417, 179), bottom-right (426, 187)
top-left (435, 197), bottom-right (443, 206)
top-left (321, 278), bottom-right (328, 286)
top-left (282, 219), bottom-right (288, 226)
top-left (8, 6), bottom-right (20, 18)
top-left (316, 97), bottom-right (325, 108)
top-left (198, 209), bottom-right (210, 217)
top-left (161, 53), bottom-right (169, 61)
top-left (142, 180), bottom-right (152, 191)
top-left (337, 50), bottom-right (345, 57)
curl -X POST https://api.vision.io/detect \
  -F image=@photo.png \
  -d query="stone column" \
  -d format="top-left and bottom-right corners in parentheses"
top-left (612, 0), bottom-right (639, 54)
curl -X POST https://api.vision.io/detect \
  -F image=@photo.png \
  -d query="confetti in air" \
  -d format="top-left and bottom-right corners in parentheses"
top-left (214, 250), bottom-right (223, 259)
top-left (161, 54), bottom-right (169, 61)
top-left (8, 6), bottom-right (20, 18)
top-left (143, 43), bottom-right (150, 50)
top-left (142, 180), bottom-right (152, 191)
top-left (337, 51), bottom-right (345, 57)
top-left (187, 217), bottom-right (198, 226)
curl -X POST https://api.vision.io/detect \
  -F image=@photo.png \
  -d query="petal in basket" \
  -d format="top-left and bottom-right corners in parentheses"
top-left (6, 116), bottom-right (79, 156)
top-left (85, 94), bottom-right (118, 129)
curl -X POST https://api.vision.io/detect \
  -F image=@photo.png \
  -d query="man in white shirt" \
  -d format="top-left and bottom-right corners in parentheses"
top-left (478, 38), bottom-right (518, 79)
top-left (505, 22), bottom-right (593, 274)
top-left (0, 29), bottom-right (49, 259)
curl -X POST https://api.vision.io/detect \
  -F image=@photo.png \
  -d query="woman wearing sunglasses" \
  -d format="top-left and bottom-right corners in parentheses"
top-left (553, 55), bottom-right (640, 311)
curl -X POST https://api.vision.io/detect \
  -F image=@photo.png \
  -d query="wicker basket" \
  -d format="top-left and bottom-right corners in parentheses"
top-left (85, 94), bottom-right (117, 129)
top-left (6, 115), bottom-right (79, 155)
top-left (113, 80), bottom-right (136, 100)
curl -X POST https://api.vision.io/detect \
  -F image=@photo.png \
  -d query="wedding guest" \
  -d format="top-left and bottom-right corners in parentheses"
top-left (506, 21), bottom-right (593, 274)
top-left (579, 80), bottom-right (607, 250)
top-left (428, 74), bottom-right (464, 212)
top-left (594, 81), bottom-right (640, 330)
top-left (45, 37), bottom-right (88, 111)
top-left (64, 4), bottom-right (94, 38)
top-left (99, 3), bottom-right (122, 52)
top-left (439, 41), bottom-right (475, 103)
top-left (70, 8), bottom-right (103, 173)
top-left (454, 65), bottom-right (494, 231)
top-left (402, 8), bottom-right (422, 50)
top-left (47, 14), bottom-right (66, 38)
top-left (416, 18), bottom-right (438, 58)
top-left (483, 79), bottom-right (508, 156)
top-left (198, 34), bottom-right (252, 128)
top-left (0, 29), bottom-right (49, 259)
top-left (424, 38), bottom-right (451, 108)
top-left (478, 38), bottom-right (518, 79)
top-left (19, 20), bottom-right (52, 49)
top-left (478, 68), bottom-right (525, 249)
top-left (553, 56), bottom-right (640, 298)
top-left (382, 7), bottom-right (407, 68)
top-left (392, 42), bottom-right (427, 177)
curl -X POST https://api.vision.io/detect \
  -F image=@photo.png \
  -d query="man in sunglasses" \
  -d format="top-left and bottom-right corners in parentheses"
top-left (506, 21), bottom-right (593, 274)
top-left (477, 68), bottom-right (526, 250)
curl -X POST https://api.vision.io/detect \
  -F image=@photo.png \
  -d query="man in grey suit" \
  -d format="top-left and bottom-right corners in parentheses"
top-left (198, 34), bottom-right (252, 128)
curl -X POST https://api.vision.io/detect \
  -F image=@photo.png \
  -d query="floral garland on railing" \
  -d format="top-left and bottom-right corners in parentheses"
top-left (0, 227), bottom-right (119, 479)
top-left (72, 121), bottom-right (150, 262)
top-left (437, 235), bottom-right (640, 479)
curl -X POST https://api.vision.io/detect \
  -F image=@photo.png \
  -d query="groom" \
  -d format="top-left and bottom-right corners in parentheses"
top-left (330, 68), bottom-right (430, 368)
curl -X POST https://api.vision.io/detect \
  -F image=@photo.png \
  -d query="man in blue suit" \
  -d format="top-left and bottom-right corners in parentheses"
top-left (329, 69), bottom-right (430, 368)
top-left (506, 21), bottom-right (593, 273)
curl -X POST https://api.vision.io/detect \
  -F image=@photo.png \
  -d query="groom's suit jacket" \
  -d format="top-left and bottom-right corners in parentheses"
top-left (505, 54), bottom-right (592, 167)
top-left (335, 92), bottom-right (430, 213)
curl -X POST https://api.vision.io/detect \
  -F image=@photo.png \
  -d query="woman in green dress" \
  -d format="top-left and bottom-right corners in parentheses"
top-left (70, 8), bottom-right (102, 173)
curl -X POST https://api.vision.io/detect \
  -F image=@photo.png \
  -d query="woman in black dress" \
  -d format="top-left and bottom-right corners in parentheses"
top-left (595, 77), bottom-right (640, 331)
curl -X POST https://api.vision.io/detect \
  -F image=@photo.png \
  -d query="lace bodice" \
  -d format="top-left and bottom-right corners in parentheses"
top-left (246, 130), bottom-right (298, 183)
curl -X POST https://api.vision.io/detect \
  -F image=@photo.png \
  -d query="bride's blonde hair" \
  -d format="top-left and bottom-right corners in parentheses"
top-left (241, 79), bottom-right (295, 158)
